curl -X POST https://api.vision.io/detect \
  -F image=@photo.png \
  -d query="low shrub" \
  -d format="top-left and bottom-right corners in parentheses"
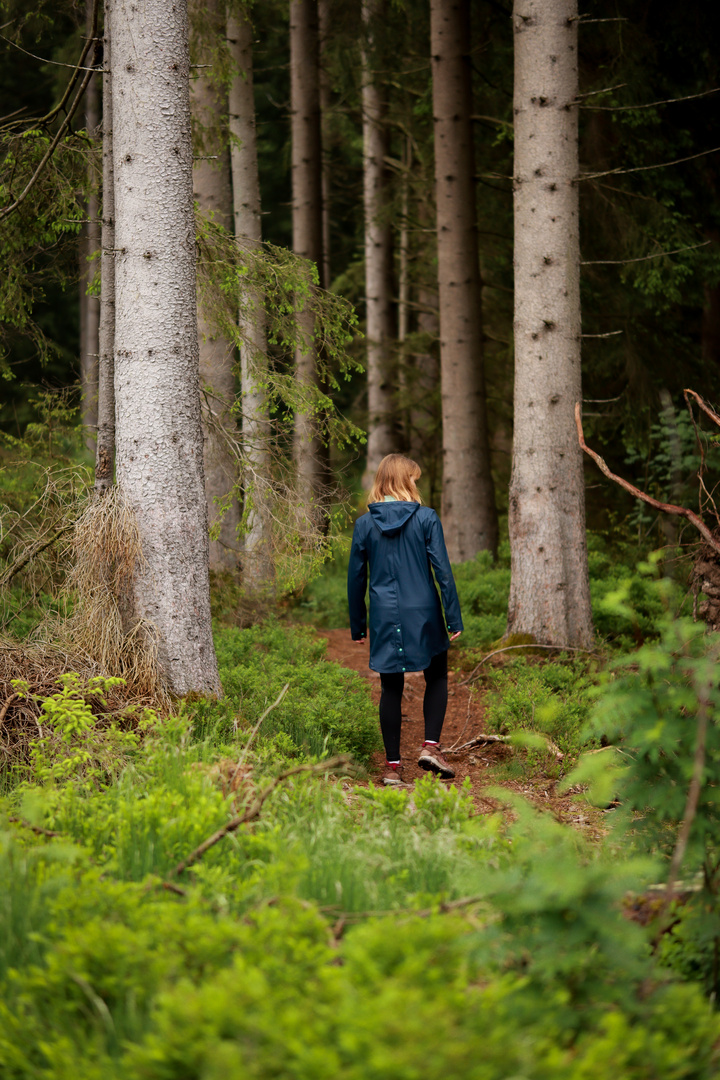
top-left (198, 618), bottom-right (381, 764)
top-left (483, 655), bottom-right (596, 760)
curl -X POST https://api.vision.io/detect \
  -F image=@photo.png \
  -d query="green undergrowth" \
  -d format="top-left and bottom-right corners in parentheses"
top-left (293, 532), bottom-right (686, 652)
top-left (1, 615), bottom-right (720, 1076)
top-left (194, 618), bottom-right (381, 765)
top-left (482, 654), bottom-right (597, 766)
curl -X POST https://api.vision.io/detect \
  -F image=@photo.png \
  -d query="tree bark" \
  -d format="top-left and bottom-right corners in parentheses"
top-left (111, 0), bottom-right (221, 695)
top-left (227, 6), bottom-right (274, 587)
top-left (80, 0), bottom-right (100, 452)
top-left (290, 0), bottom-right (326, 509)
top-left (506, 0), bottom-right (593, 648)
top-left (95, 0), bottom-right (115, 493)
top-left (190, 0), bottom-right (240, 574)
top-left (430, 0), bottom-right (498, 561)
top-left (361, 0), bottom-right (396, 487)
top-left (318, 0), bottom-right (332, 291)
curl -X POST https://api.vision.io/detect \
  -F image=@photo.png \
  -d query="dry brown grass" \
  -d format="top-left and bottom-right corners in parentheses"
top-left (1, 487), bottom-right (171, 772)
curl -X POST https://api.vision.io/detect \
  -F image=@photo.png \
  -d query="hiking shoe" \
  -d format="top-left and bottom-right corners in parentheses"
top-left (418, 743), bottom-right (455, 779)
top-left (382, 761), bottom-right (406, 786)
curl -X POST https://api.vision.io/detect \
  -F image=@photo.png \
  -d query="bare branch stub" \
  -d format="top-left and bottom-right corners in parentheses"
top-left (574, 402), bottom-right (720, 558)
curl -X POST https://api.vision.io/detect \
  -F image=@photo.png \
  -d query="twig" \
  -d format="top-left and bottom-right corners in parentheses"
top-left (445, 733), bottom-right (510, 753)
top-left (683, 389), bottom-right (720, 430)
top-left (328, 895), bottom-right (486, 924)
top-left (460, 643), bottom-right (594, 686)
top-left (8, 816), bottom-right (62, 837)
top-left (581, 240), bottom-right (711, 266)
top-left (582, 87), bottom-right (720, 111)
top-left (0, 32), bottom-right (100, 72)
top-left (0, 524), bottom-right (73, 589)
top-left (0, 693), bottom-right (18, 726)
top-left (0, 0), bottom-right (99, 220)
top-left (582, 330), bottom-right (624, 338)
top-left (168, 755), bottom-right (352, 878)
top-left (230, 682), bottom-right (290, 786)
top-left (576, 401), bottom-right (720, 556)
top-left (578, 146), bottom-right (720, 183)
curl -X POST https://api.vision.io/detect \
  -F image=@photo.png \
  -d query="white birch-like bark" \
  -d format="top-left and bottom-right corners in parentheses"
top-left (290, 0), bottom-right (326, 509)
top-left (190, 0), bottom-right (240, 574)
top-left (111, 0), bottom-right (221, 694)
top-left (430, 0), bottom-right (498, 561)
top-left (507, 0), bottom-right (593, 647)
top-left (361, 0), bottom-right (396, 487)
top-left (80, 0), bottom-right (100, 452)
top-left (227, 6), bottom-right (274, 586)
top-left (95, 1), bottom-right (115, 492)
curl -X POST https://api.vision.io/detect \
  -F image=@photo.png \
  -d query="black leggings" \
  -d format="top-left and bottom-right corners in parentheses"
top-left (379, 650), bottom-right (448, 762)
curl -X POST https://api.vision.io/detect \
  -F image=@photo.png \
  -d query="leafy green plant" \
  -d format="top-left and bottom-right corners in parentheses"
top-left (483, 656), bottom-right (595, 761)
top-left (566, 617), bottom-right (720, 998)
top-left (13, 673), bottom-right (142, 786)
top-left (194, 618), bottom-right (382, 764)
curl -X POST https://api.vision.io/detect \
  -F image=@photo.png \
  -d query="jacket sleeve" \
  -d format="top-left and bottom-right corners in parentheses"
top-left (425, 511), bottom-right (464, 633)
top-left (347, 521), bottom-right (368, 639)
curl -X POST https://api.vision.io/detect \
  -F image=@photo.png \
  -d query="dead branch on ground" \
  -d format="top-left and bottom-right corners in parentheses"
top-left (168, 755), bottom-right (353, 879)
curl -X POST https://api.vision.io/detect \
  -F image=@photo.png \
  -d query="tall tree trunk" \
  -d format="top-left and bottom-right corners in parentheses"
top-left (411, 285), bottom-right (441, 500)
top-left (111, 0), bottom-right (221, 695)
top-left (506, 0), bottom-right (593, 648)
top-left (80, 0), bottom-right (100, 452)
top-left (190, 0), bottom-right (240, 574)
top-left (361, 0), bottom-right (396, 487)
top-left (95, 0), bottom-right (115, 493)
top-left (430, 0), bottom-right (498, 560)
top-left (290, 0), bottom-right (326, 508)
top-left (318, 0), bottom-right (331, 291)
top-left (227, 7), bottom-right (274, 587)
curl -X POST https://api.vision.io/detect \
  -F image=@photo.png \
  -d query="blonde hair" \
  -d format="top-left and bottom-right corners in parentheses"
top-left (368, 454), bottom-right (423, 505)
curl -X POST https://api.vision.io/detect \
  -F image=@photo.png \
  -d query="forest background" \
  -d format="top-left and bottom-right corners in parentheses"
top-left (2, 0), bottom-right (720, 1076)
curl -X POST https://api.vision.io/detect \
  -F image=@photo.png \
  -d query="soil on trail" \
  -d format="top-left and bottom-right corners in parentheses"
top-left (319, 628), bottom-right (608, 838)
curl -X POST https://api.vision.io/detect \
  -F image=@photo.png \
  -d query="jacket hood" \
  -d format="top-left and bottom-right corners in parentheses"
top-left (368, 501), bottom-right (420, 535)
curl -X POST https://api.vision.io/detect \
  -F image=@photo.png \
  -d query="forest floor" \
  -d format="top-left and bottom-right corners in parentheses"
top-left (319, 628), bottom-right (609, 841)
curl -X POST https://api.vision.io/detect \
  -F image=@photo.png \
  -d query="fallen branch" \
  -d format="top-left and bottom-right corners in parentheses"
top-left (446, 732), bottom-right (563, 761)
top-left (576, 402), bottom-right (720, 557)
top-left (8, 816), bottom-right (62, 837)
top-left (0, 524), bottom-right (73, 589)
top-left (230, 682), bottom-right (290, 787)
top-left (460, 642), bottom-right (594, 686)
top-left (168, 754), bottom-right (352, 878)
top-left (445, 733), bottom-right (510, 754)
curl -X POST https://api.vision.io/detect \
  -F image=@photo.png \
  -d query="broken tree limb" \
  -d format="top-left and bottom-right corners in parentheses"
top-left (445, 732), bottom-right (563, 760)
top-left (169, 754), bottom-right (353, 878)
top-left (445, 734), bottom-right (510, 753)
top-left (575, 402), bottom-right (720, 557)
top-left (683, 388), bottom-right (720, 430)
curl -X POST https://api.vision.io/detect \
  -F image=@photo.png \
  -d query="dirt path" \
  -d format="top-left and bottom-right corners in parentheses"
top-left (319, 629), bottom-right (608, 837)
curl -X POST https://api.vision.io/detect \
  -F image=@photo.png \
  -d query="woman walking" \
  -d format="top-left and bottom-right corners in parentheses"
top-left (347, 454), bottom-right (463, 785)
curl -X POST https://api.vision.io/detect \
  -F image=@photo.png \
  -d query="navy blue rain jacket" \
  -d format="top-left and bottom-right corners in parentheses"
top-left (347, 501), bottom-right (464, 673)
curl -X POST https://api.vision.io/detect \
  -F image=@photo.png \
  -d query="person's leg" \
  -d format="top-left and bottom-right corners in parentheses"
top-left (418, 651), bottom-right (454, 778)
top-left (422, 650), bottom-right (448, 744)
top-left (379, 671), bottom-right (405, 763)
